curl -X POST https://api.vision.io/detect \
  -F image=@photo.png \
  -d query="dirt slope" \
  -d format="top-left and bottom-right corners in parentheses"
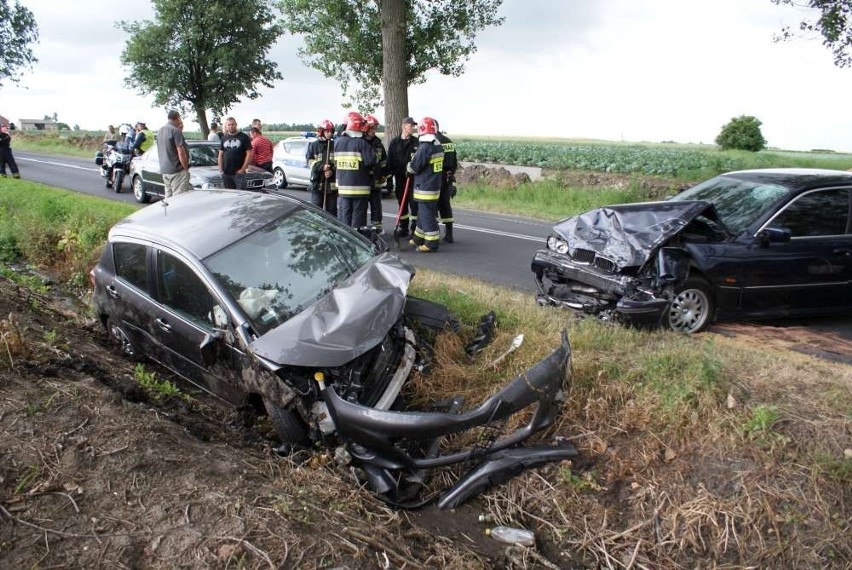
top-left (0, 278), bottom-right (506, 569)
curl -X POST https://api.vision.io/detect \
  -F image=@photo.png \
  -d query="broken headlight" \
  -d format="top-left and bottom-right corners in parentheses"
top-left (547, 236), bottom-right (569, 255)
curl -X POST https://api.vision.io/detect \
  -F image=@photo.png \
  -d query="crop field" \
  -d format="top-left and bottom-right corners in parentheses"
top-left (454, 138), bottom-right (852, 179)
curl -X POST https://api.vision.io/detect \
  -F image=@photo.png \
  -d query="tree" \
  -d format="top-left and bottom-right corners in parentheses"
top-left (772, 1), bottom-right (852, 67)
top-left (715, 115), bottom-right (767, 152)
top-left (278, 0), bottom-right (504, 140)
top-left (120, 0), bottom-right (283, 137)
top-left (0, 0), bottom-right (39, 87)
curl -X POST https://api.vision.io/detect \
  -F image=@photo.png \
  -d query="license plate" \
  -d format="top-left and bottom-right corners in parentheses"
top-left (246, 179), bottom-right (262, 188)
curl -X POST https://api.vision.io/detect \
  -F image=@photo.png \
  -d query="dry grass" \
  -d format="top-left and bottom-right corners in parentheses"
top-left (409, 269), bottom-right (852, 568)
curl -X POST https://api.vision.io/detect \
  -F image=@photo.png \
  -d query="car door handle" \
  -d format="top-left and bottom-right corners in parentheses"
top-left (155, 318), bottom-right (172, 332)
top-left (106, 284), bottom-right (120, 299)
top-left (832, 248), bottom-right (851, 257)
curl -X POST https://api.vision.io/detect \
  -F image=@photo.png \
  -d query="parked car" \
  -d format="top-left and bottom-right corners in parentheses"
top-left (91, 189), bottom-right (575, 508)
top-left (532, 168), bottom-right (852, 333)
top-left (271, 135), bottom-right (315, 189)
top-left (130, 140), bottom-right (274, 203)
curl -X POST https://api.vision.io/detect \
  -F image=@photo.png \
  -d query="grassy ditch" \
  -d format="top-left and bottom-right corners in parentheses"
top-left (0, 181), bottom-right (850, 567)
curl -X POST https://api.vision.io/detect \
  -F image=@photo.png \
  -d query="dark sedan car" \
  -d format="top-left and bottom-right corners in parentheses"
top-left (91, 190), bottom-right (575, 508)
top-left (532, 168), bottom-right (852, 333)
top-left (130, 140), bottom-right (274, 203)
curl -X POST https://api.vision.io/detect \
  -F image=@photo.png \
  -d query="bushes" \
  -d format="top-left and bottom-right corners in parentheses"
top-left (715, 115), bottom-right (767, 152)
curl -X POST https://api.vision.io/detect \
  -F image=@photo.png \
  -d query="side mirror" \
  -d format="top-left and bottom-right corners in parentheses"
top-left (199, 330), bottom-right (224, 366)
top-left (758, 227), bottom-right (791, 247)
top-left (356, 226), bottom-right (389, 253)
top-left (657, 247), bottom-right (689, 283)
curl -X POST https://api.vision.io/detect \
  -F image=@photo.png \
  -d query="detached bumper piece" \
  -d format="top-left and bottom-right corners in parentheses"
top-left (320, 331), bottom-right (575, 509)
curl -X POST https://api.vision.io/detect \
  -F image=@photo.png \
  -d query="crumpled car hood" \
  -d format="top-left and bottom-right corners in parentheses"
top-left (249, 253), bottom-right (412, 367)
top-left (553, 200), bottom-right (717, 269)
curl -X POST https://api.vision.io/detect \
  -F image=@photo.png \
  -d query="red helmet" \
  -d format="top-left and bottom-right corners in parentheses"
top-left (345, 111), bottom-right (367, 132)
top-left (418, 117), bottom-right (437, 136)
top-left (365, 114), bottom-right (380, 129)
top-left (316, 119), bottom-right (334, 135)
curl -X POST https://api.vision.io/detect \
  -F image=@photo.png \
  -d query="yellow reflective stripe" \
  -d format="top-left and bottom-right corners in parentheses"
top-left (413, 190), bottom-right (439, 201)
top-left (338, 186), bottom-right (371, 196)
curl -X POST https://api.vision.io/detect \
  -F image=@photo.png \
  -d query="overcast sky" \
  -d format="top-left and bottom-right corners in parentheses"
top-left (3, 0), bottom-right (852, 151)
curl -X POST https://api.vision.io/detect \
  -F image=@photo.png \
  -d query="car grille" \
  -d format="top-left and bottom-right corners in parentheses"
top-left (572, 248), bottom-right (616, 274)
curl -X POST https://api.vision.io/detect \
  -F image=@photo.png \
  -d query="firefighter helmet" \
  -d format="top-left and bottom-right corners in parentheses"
top-left (345, 111), bottom-right (367, 132)
top-left (418, 117), bottom-right (437, 136)
top-left (316, 119), bottom-right (334, 135)
top-left (365, 114), bottom-right (380, 129)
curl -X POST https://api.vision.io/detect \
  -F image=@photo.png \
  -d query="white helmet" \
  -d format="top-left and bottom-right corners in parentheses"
top-left (118, 124), bottom-right (132, 136)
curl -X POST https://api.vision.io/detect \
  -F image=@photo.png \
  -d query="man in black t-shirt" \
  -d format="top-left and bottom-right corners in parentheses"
top-left (217, 116), bottom-right (253, 189)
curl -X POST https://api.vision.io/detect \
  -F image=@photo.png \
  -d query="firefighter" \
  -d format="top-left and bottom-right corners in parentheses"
top-left (306, 119), bottom-right (337, 216)
top-left (387, 117), bottom-right (419, 237)
top-left (334, 111), bottom-right (376, 228)
top-left (364, 114), bottom-right (388, 232)
top-left (407, 117), bottom-right (444, 252)
top-left (434, 119), bottom-right (458, 243)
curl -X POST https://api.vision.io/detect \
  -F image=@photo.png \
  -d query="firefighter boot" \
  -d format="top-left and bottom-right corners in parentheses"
top-left (443, 223), bottom-right (454, 244)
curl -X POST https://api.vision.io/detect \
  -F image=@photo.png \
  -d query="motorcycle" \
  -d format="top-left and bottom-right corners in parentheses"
top-left (95, 140), bottom-right (135, 193)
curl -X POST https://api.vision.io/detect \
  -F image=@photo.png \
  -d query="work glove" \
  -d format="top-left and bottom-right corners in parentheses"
top-left (406, 162), bottom-right (416, 175)
top-left (450, 184), bottom-right (457, 198)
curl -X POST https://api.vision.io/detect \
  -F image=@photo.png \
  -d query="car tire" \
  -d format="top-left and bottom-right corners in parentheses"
top-left (272, 167), bottom-right (288, 190)
top-left (113, 169), bottom-right (124, 193)
top-left (105, 317), bottom-right (139, 358)
top-left (665, 276), bottom-right (714, 334)
top-left (263, 399), bottom-right (308, 445)
top-left (133, 176), bottom-right (151, 203)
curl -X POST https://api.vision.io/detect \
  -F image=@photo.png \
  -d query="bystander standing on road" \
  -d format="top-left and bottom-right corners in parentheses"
top-left (334, 111), bottom-right (376, 228)
top-left (435, 120), bottom-right (458, 243)
top-left (0, 123), bottom-right (21, 179)
top-left (387, 116), bottom-right (419, 237)
top-left (208, 122), bottom-right (222, 142)
top-left (218, 117), bottom-right (253, 189)
top-left (251, 118), bottom-right (262, 131)
top-left (407, 117), bottom-right (444, 252)
top-left (249, 127), bottom-right (274, 172)
top-left (157, 110), bottom-right (191, 198)
top-left (363, 114), bottom-right (388, 232)
top-left (103, 124), bottom-right (117, 142)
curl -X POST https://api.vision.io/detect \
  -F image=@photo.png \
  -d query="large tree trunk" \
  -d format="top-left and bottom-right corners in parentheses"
top-left (380, 0), bottom-right (408, 141)
top-left (194, 106), bottom-right (210, 139)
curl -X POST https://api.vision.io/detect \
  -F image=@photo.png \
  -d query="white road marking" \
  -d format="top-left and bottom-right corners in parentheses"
top-left (19, 156), bottom-right (100, 172)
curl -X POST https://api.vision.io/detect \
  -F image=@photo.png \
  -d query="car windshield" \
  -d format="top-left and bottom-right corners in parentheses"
top-left (670, 175), bottom-right (790, 234)
top-left (189, 144), bottom-right (219, 167)
top-left (203, 209), bottom-right (375, 335)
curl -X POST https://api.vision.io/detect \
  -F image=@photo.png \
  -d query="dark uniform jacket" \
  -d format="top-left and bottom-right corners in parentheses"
top-left (306, 136), bottom-right (336, 188)
top-left (366, 135), bottom-right (388, 189)
top-left (435, 131), bottom-right (457, 188)
top-left (387, 136), bottom-right (419, 180)
top-left (409, 138), bottom-right (444, 201)
top-left (334, 133), bottom-right (376, 197)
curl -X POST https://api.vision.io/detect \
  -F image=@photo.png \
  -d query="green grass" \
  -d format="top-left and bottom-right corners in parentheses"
top-left (454, 177), bottom-right (674, 220)
top-left (134, 363), bottom-right (182, 399)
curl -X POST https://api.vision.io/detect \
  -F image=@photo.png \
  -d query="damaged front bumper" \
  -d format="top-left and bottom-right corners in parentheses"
top-left (531, 249), bottom-right (670, 327)
top-left (317, 331), bottom-right (576, 509)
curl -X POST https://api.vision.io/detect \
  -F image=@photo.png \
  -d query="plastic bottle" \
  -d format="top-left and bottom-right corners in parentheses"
top-left (485, 525), bottom-right (535, 547)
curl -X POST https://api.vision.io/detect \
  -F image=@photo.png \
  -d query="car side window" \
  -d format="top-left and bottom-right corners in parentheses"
top-left (157, 252), bottom-right (220, 328)
top-left (772, 189), bottom-right (850, 238)
top-left (113, 242), bottom-right (148, 290)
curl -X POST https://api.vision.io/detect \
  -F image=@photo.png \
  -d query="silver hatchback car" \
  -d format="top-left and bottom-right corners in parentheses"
top-left (271, 135), bottom-right (315, 189)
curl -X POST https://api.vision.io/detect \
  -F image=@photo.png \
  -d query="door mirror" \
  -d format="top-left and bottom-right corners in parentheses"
top-left (657, 247), bottom-right (689, 283)
top-left (199, 330), bottom-right (224, 366)
top-left (758, 227), bottom-right (791, 247)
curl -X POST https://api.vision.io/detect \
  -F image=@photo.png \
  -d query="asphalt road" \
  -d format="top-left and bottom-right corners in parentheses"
top-left (14, 151), bottom-right (852, 363)
top-left (14, 150), bottom-right (552, 292)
